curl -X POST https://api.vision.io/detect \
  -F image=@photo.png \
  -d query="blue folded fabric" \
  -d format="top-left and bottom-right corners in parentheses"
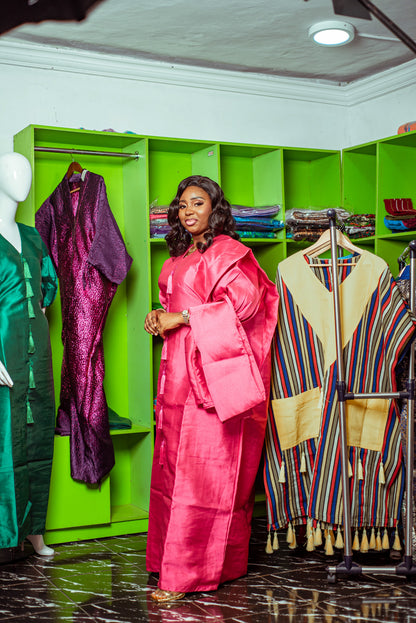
top-left (384, 217), bottom-right (408, 231)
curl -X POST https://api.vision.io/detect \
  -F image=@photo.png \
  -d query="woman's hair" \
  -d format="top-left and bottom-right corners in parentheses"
top-left (165, 175), bottom-right (239, 256)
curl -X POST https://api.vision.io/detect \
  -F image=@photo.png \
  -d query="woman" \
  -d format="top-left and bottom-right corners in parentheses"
top-left (144, 175), bottom-right (279, 602)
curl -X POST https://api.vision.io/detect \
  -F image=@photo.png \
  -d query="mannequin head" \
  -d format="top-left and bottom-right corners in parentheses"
top-left (0, 152), bottom-right (32, 207)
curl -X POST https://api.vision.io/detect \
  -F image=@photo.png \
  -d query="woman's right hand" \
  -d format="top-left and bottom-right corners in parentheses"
top-left (144, 309), bottom-right (165, 336)
top-left (0, 360), bottom-right (13, 387)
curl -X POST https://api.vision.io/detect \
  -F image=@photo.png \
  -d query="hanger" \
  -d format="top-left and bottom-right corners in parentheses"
top-left (65, 160), bottom-right (83, 179)
top-left (398, 245), bottom-right (410, 271)
top-left (303, 227), bottom-right (362, 260)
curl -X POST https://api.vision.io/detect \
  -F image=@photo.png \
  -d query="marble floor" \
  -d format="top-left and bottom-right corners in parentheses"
top-left (2, 518), bottom-right (416, 622)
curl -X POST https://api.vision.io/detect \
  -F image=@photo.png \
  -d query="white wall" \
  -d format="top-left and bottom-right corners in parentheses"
top-left (0, 41), bottom-right (416, 155)
top-left (343, 61), bottom-right (416, 148)
top-left (0, 41), bottom-right (344, 154)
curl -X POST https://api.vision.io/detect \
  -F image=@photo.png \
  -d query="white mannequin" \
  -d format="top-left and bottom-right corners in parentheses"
top-left (0, 153), bottom-right (32, 387)
top-left (0, 152), bottom-right (54, 557)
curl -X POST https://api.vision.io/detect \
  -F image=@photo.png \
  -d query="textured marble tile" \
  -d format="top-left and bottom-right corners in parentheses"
top-left (319, 584), bottom-right (416, 622)
top-left (41, 554), bottom-right (151, 606)
top-left (0, 579), bottom-right (81, 621)
top-left (2, 519), bottom-right (416, 623)
top-left (0, 613), bottom-right (94, 623)
top-left (77, 592), bottom-right (150, 623)
top-left (99, 534), bottom-right (147, 555)
top-left (0, 556), bottom-right (45, 586)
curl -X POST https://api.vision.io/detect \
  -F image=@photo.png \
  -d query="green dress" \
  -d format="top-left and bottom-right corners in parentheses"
top-left (0, 223), bottom-right (57, 548)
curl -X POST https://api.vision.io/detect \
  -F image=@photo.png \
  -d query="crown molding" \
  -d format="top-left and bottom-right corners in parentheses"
top-left (344, 58), bottom-right (416, 105)
top-left (0, 39), bottom-right (415, 108)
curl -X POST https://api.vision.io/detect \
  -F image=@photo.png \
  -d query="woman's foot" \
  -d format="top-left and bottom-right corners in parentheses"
top-left (151, 588), bottom-right (185, 602)
top-left (27, 535), bottom-right (55, 557)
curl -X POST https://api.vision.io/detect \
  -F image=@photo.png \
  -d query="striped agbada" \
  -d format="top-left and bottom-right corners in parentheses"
top-left (264, 248), bottom-right (416, 552)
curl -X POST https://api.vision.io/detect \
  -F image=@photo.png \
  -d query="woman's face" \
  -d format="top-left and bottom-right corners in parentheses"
top-left (178, 185), bottom-right (212, 244)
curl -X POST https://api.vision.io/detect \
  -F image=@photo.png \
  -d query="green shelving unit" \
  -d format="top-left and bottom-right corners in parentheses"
top-left (14, 124), bottom-right (342, 543)
top-left (342, 130), bottom-right (416, 275)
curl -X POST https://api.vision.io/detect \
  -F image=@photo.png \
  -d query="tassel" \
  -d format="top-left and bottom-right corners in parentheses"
top-left (300, 450), bottom-right (306, 473)
top-left (306, 530), bottom-right (315, 552)
top-left (392, 530), bottom-right (402, 551)
top-left (314, 522), bottom-right (323, 547)
top-left (272, 531), bottom-right (279, 551)
top-left (330, 529), bottom-right (335, 545)
top-left (348, 460), bottom-right (353, 477)
top-left (25, 280), bottom-right (34, 298)
top-left (362, 604), bottom-right (370, 618)
top-left (26, 400), bottom-right (34, 424)
top-left (379, 461), bottom-right (386, 485)
top-left (28, 328), bottom-right (35, 354)
top-left (352, 529), bottom-right (360, 550)
top-left (27, 299), bottom-right (35, 319)
top-left (358, 457), bottom-right (364, 480)
top-left (265, 531), bottom-right (273, 554)
top-left (28, 365), bottom-right (36, 389)
top-left (23, 258), bottom-right (32, 279)
top-left (306, 519), bottom-right (314, 551)
top-left (369, 527), bottom-right (376, 549)
top-left (375, 528), bottom-right (382, 551)
top-left (325, 530), bottom-right (334, 555)
top-left (360, 528), bottom-right (369, 553)
top-left (382, 529), bottom-right (390, 550)
top-left (335, 526), bottom-right (344, 549)
top-left (288, 530), bottom-right (297, 549)
top-left (286, 522), bottom-right (293, 543)
top-left (279, 458), bottom-right (286, 483)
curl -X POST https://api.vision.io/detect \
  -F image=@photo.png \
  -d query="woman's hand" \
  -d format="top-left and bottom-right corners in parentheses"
top-left (157, 312), bottom-right (186, 338)
top-left (0, 360), bottom-right (13, 387)
top-left (144, 309), bottom-right (166, 336)
top-left (144, 309), bottom-right (188, 338)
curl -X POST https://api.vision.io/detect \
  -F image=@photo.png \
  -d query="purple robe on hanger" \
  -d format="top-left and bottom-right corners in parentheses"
top-left (35, 171), bottom-right (132, 484)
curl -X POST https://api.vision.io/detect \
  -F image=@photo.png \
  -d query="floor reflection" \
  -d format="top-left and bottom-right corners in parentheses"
top-left (0, 518), bottom-right (415, 622)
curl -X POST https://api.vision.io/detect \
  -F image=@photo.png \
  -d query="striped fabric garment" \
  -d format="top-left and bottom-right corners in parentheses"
top-left (264, 250), bottom-right (416, 536)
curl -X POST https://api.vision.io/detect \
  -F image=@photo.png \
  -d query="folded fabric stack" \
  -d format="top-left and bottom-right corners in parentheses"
top-left (285, 207), bottom-right (351, 242)
top-left (231, 204), bottom-right (283, 239)
top-left (149, 204), bottom-right (170, 238)
top-left (384, 198), bottom-right (416, 232)
top-left (343, 213), bottom-right (375, 238)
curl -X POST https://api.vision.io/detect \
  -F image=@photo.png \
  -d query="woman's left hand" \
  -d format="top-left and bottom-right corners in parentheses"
top-left (157, 312), bottom-right (186, 338)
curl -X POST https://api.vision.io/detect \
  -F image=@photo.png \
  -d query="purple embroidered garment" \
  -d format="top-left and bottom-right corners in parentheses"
top-left (35, 171), bottom-right (132, 484)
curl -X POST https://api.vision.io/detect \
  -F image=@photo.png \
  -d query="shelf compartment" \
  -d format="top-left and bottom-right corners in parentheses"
top-left (283, 148), bottom-right (341, 212)
top-left (148, 139), bottom-right (219, 206)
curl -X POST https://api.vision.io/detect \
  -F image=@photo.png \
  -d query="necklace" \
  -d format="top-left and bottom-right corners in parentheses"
top-left (185, 243), bottom-right (197, 256)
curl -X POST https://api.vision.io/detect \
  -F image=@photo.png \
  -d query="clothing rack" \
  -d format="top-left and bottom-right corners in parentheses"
top-left (34, 146), bottom-right (143, 159)
top-left (325, 208), bottom-right (416, 582)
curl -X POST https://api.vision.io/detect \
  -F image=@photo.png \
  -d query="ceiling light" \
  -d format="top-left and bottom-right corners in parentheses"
top-left (308, 20), bottom-right (355, 46)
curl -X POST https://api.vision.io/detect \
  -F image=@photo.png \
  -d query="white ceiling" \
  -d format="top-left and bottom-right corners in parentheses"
top-left (3, 0), bottom-right (416, 85)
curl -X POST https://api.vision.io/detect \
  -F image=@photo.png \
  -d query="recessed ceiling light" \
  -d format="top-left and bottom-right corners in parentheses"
top-left (308, 20), bottom-right (355, 46)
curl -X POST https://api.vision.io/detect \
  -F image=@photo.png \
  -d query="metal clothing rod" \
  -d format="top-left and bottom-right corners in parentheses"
top-left (326, 208), bottom-right (416, 582)
top-left (328, 209), bottom-right (355, 567)
top-left (34, 146), bottom-right (143, 159)
top-left (345, 391), bottom-right (404, 400)
top-left (404, 240), bottom-right (416, 563)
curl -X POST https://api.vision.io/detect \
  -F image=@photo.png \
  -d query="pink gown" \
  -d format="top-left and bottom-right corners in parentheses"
top-left (146, 235), bottom-right (279, 593)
